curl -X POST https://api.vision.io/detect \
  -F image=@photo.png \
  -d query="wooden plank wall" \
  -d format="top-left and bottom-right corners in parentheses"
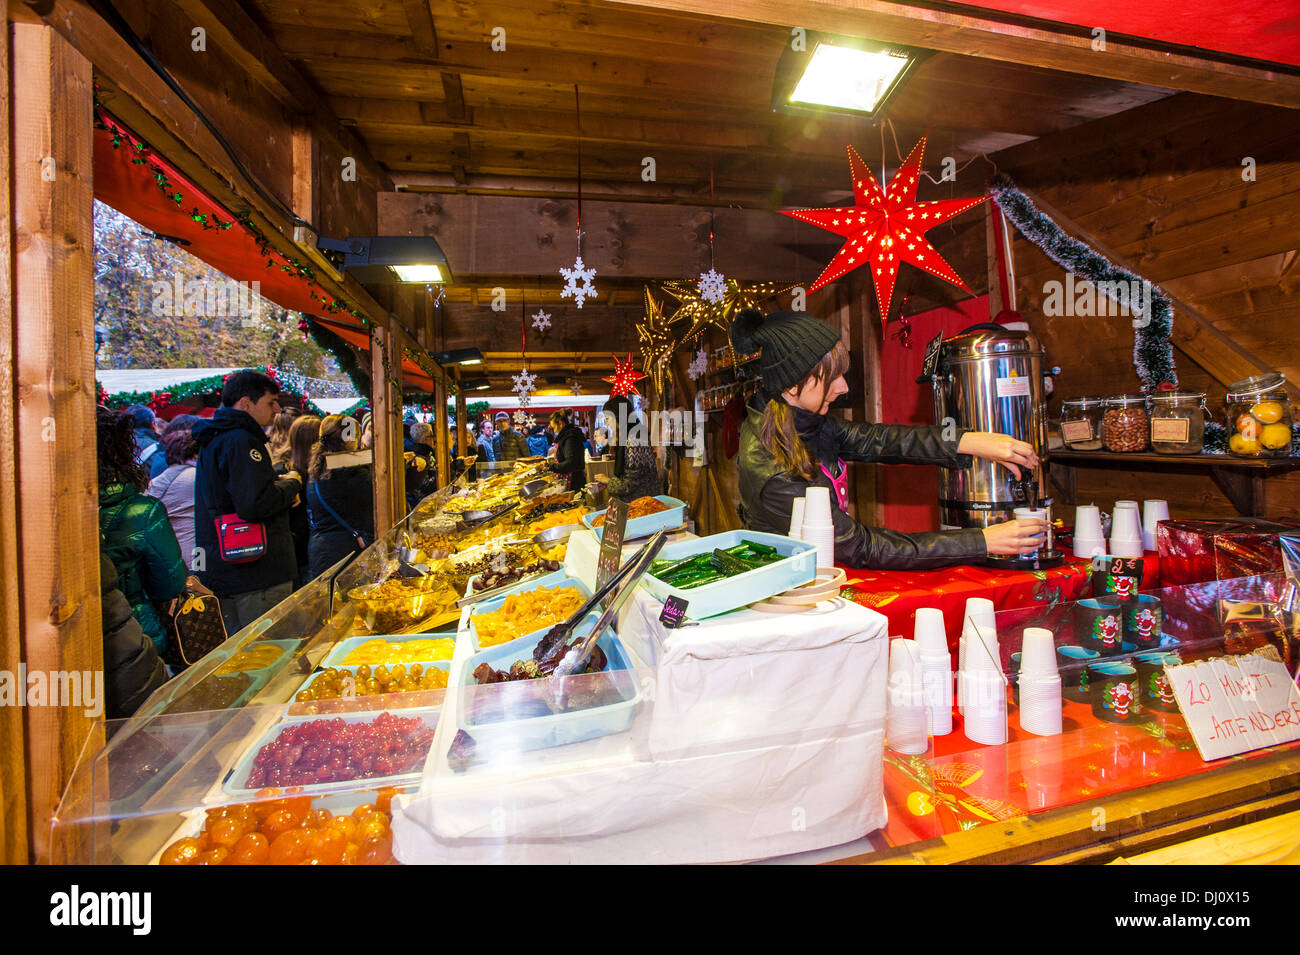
top-left (903, 93), bottom-right (1300, 523)
top-left (8, 21), bottom-right (105, 864)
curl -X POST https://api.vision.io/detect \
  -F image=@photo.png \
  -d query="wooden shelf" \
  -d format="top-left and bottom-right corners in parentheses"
top-left (1050, 450), bottom-right (1300, 470)
top-left (1048, 450), bottom-right (1300, 516)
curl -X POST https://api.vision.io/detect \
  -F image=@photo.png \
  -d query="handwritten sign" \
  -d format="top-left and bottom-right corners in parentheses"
top-left (595, 497), bottom-right (629, 611)
top-left (1167, 648), bottom-right (1300, 761)
top-left (659, 595), bottom-right (690, 628)
top-left (918, 331), bottom-right (944, 382)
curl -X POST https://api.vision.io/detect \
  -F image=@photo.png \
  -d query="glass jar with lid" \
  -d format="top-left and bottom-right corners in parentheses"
top-left (1102, 394), bottom-right (1150, 452)
top-left (1059, 396), bottom-right (1105, 451)
top-left (1225, 373), bottom-right (1293, 457)
top-left (1148, 391), bottom-right (1207, 454)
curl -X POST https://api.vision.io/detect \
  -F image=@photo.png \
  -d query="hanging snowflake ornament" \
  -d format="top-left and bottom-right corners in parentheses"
top-left (513, 408), bottom-right (531, 428)
top-left (603, 353), bottom-right (648, 398)
top-left (559, 256), bottom-right (597, 308)
top-left (687, 348), bottom-right (709, 381)
top-left (531, 309), bottom-right (552, 332)
top-left (511, 367), bottom-right (538, 399)
top-left (570, 380), bottom-right (583, 395)
top-left (697, 268), bottom-right (727, 303)
top-left (781, 137), bottom-right (988, 321)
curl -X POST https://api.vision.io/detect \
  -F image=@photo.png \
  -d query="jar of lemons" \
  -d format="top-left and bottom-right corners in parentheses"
top-left (1225, 373), bottom-right (1293, 458)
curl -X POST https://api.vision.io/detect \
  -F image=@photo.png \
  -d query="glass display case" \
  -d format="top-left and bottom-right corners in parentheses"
top-left (49, 456), bottom-right (1300, 864)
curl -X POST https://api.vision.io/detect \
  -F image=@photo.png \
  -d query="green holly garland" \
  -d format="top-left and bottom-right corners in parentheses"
top-left (98, 366), bottom-right (331, 417)
top-left (989, 175), bottom-right (1177, 391)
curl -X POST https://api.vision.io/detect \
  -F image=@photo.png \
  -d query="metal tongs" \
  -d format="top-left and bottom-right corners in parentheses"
top-left (539, 530), bottom-right (668, 691)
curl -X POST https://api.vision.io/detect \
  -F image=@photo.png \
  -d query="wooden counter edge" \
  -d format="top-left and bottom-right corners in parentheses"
top-left (832, 748), bottom-right (1300, 865)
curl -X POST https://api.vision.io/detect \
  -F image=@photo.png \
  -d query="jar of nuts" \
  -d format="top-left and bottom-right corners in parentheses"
top-left (1102, 394), bottom-right (1150, 452)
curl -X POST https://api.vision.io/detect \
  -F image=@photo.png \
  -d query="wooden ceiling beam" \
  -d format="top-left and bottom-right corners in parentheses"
top-left (605, 0), bottom-right (1300, 108)
top-left (379, 192), bottom-right (859, 281)
top-left (401, 0), bottom-right (440, 57)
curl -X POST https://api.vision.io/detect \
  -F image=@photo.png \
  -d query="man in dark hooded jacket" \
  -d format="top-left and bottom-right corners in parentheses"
top-left (192, 370), bottom-right (303, 635)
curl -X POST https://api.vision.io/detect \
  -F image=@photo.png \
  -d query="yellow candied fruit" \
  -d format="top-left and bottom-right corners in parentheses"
top-left (472, 585), bottom-right (585, 648)
top-left (340, 637), bottom-right (455, 666)
top-left (215, 644), bottom-right (284, 674)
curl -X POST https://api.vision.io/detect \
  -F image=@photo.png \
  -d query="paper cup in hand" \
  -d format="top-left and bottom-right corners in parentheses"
top-left (803, 486), bottom-right (832, 525)
top-left (788, 497), bottom-right (806, 540)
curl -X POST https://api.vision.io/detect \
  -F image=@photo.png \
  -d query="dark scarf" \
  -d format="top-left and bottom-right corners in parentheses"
top-left (791, 405), bottom-right (837, 470)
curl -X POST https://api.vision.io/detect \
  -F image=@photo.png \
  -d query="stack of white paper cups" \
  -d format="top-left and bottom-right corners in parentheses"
top-left (801, 486), bottom-right (836, 568)
top-left (1142, 499), bottom-right (1169, 553)
top-left (1017, 627), bottom-right (1063, 736)
top-left (1072, 505), bottom-right (1106, 559)
top-left (913, 607), bottom-right (953, 737)
top-left (886, 639), bottom-right (929, 755)
top-left (958, 597), bottom-right (997, 717)
top-left (788, 496), bottom-right (807, 540)
top-left (1109, 501), bottom-right (1144, 558)
top-left (962, 618), bottom-right (1007, 745)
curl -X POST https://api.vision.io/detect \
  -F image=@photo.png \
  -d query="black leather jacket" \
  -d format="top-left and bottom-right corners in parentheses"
top-left (738, 401), bottom-right (988, 570)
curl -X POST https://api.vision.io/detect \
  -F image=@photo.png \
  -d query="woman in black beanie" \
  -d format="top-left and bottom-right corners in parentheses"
top-left (731, 308), bottom-right (1047, 569)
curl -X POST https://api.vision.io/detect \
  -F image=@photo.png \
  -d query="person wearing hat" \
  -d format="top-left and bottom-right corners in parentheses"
top-left (492, 410), bottom-right (528, 462)
top-left (731, 308), bottom-right (1047, 569)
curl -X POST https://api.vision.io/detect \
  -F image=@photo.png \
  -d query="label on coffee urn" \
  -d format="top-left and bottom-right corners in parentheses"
top-left (995, 375), bottom-right (1031, 398)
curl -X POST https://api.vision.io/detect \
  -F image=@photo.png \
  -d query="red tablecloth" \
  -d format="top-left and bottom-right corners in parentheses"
top-left (838, 549), bottom-right (1161, 652)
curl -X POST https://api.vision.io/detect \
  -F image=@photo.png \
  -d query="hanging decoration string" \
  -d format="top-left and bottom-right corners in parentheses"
top-left (708, 152), bottom-right (716, 272)
top-left (575, 83), bottom-right (583, 256)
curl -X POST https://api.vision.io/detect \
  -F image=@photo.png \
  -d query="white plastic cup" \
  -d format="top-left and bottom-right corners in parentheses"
top-left (801, 521), bottom-right (835, 570)
top-left (962, 669), bottom-right (1008, 745)
top-left (1074, 505), bottom-right (1104, 540)
top-left (1017, 675), bottom-right (1064, 736)
top-left (1072, 534), bottom-right (1108, 559)
top-left (1113, 502), bottom-right (1143, 538)
top-left (887, 639), bottom-right (929, 755)
top-left (1020, 627), bottom-right (1057, 676)
top-left (1142, 499), bottom-right (1169, 552)
top-left (788, 497), bottom-right (806, 540)
top-left (803, 486), bottom-right (832, 525)
top-left (920, 658), bottom-right (954, 737)
top-left (1108, 535), bottom-right (1144, 559)
top-left (913, 608), bottom-right (948, 656)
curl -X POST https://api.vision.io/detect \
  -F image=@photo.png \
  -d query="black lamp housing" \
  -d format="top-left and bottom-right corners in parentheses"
top-left (317, 235), bottom-right (453, 285)
top-left (435, 348), bottom-right (484, 366)
top-left (771, 31), bottom-right (927, 121)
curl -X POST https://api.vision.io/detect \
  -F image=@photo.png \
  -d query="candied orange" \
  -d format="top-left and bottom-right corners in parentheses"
top-left (374, 787), bottom-right (402, 816)
top-left (268, 829), bottom-right (310, 865)
top-left (304, 808), bottom-right (333, 829)
top-left (196, 846), bottom-right (231, 866)
top-left (261, 808), bottom-right (302, 840)
top-left (208, 815), bottom-right (246, 848)
top-left (357, 832), bottom-right (393, 866)
top-left (356, 812), bottom-right (389, 841)
top-left (159, 837), bottom-right (203, 865)
top-left (327, 815), bottom-right (358, 841)
top-left (280, 790), bottom-right (312, 819)
top-left (342, 843), bottom-right (360, 866)
top-left (230, 832), bottom-right (270, 865)
top-left (307, 828), bottom-right (347, 865)
top-left (352, 803), bottom-right (377, 820)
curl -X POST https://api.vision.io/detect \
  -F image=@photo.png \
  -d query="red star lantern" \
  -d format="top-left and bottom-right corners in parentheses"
top-left (603, 353), bottom-right (647, 398)
top-left (782, 137), bottom-right (988, 321)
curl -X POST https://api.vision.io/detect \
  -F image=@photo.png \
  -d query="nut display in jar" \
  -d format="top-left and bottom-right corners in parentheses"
top-left (1226, 372), bottom-right (1293, 457)
top-left (1059, 396), bottom-right (1105, 451)
top-left (1148, 391), bottom-right (1207, 454)
top-left (1102, 395), bottom-right (1150, 452)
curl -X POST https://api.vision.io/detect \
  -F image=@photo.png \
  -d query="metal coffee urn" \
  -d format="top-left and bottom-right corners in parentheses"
top-left (922, 323), bottom-right (1062, 569)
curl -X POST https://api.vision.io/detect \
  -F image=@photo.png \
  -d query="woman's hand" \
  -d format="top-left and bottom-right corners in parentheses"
top-left (958, 431), bottom-right (1039, 479)
top-left (982, 518), bottom-right (1048, 556)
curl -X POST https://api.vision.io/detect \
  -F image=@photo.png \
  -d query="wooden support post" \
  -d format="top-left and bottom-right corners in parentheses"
top-left (8, 21), bottom-right (103, 864)
top-left (434, 375), bottom-right (450, 489)
top-left (986, 204), bottom-right (1016, 316)
top-left (370, 325), bottom-right (405, 531)
top-left (846, 277), bottom-right (883, 529)
top-left (453, 366), bottom-right (467, 449)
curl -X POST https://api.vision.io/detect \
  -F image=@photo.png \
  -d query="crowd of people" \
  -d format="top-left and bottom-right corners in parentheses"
top-left (96, 373), bottom-right (667, 721)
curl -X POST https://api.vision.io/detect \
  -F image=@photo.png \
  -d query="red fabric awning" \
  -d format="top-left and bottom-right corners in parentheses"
top-left (92, 111), bottom-right (437, 392)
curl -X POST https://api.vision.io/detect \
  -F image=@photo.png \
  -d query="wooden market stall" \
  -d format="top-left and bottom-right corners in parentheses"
top-left (2, 0), bottom-right (1298, 865)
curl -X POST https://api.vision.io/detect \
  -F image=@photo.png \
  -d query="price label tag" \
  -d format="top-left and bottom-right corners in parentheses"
top-left (659, 595), bottom-right (691, 628)
top-left (920, 331), bottom-right (944, 380)
top-left (1092, 555), bottom-right (1143, 601)
top-left (1167, 648), bottom-right (1300, 761)
top-left (595, 498), bottom-right (630, 611)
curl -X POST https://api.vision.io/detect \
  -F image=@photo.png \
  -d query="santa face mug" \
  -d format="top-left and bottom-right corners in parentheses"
top-left (1088, 662), bottom-right (1141, 724)
top-left (1075, 597), bottom-right (1126, 657)
top-left (1134, 651), bottom-right (1182, 713)
top-left (1125, 594), bottom-right (1163, 651)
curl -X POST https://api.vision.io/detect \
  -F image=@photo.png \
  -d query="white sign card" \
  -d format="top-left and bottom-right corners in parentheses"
top-left (1167, 648), bottom-right (1300, 761)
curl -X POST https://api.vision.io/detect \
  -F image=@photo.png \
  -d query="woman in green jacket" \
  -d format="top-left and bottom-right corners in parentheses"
top-left (97, 407), bottom-right (190, 656)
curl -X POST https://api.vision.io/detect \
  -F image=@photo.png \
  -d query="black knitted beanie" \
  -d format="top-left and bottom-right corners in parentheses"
top-left (729, 308), bottom-right (842, 395)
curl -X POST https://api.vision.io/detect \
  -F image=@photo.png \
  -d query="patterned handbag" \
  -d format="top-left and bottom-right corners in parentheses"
top-left (166, 591), bottom-right (229, 669)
